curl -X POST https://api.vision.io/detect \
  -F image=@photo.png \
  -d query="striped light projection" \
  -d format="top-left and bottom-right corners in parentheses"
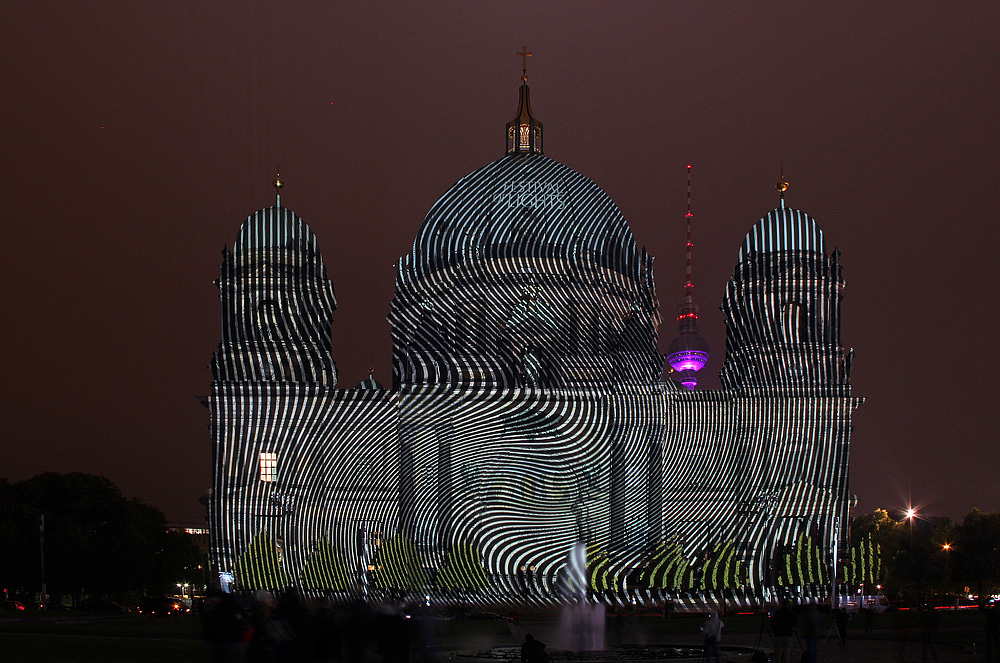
top-left (721, 199), bottom-right (853, 390)
top-left (208, 103), bottom-right (860, 609)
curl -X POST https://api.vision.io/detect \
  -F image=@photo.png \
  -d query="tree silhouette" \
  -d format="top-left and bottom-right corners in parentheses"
top-left (953, 509), bottom-right (1000, 599)
top-left (842, 533), bottom-right (881, 586)
top-left (0, 472), bottom-right (198, 602)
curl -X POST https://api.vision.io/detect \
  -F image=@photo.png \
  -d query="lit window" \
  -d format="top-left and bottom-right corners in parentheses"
top-left (259, 452), bottom-right (277, 482)
top-left (782, 301), bottom-right (808, 343)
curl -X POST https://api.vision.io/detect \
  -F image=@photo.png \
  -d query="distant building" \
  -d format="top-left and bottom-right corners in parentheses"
top-left (206, 71), bottom-right (861, 607)
top-left (167, 524), bottom-right (211, 557)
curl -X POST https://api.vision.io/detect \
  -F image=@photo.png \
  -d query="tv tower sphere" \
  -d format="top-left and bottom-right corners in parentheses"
top-left (667, 326), bottom-right (710, 388)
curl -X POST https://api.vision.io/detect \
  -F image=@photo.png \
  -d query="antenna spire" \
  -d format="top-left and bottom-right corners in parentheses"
top-left (273, 168), bottom-right (284, 208)
top-left (506, 48), bottom-right (543, 155)
top-left (685, 164), bottom-right (694, 294)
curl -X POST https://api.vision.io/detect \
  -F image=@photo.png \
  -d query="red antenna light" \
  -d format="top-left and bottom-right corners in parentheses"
top-left (685, 165), bottom-right (694, 294)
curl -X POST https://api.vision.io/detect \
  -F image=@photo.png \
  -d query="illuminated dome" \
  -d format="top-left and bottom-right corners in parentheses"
top-left (234, 206), bottom-right (320, 252)
top-left (212, 191), bottom-right (338, 386)
top-left (737, 202), bottom-right (826, 262)
top-left (401, 152), bottom-right (642, 282)
top-left (721, 194), bottom-right (851, 391)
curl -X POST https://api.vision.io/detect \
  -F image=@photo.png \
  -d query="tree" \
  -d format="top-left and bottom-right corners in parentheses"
top-left (373, 535), bottom-right (425, 592)
top-left (953, 509), bottom-right (1000, 599)
top-left (842, 533), bottom-right (881, 586)
top-left (777, 533), bottom-right (828, 587)
top-left (436, 542), bottom-right (488, 592)
top-left (0, 478), bottom-right (35, 594)
top-left (852, 509), bottom-right (907, 590)
top-left (0, 472), bottom-right (198, 602)
top-left (702, 540), bottom-right (749, 590)
top-left (582, 544), bottom-right (608, 595)
top-left (300, 537), bottom-right (351, 591)
top-left (233, 531), bottom-right (289, 590)
top-left (850, 508), bottom-right (965, 602)
top-left (639, 539), bottom-right (694, 592)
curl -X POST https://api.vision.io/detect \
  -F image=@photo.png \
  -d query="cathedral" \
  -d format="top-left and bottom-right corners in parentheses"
top-left (207, 65), bottom-right (861, 607)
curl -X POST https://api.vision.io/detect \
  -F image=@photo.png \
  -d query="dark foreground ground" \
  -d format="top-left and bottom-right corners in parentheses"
top-left (0, 608), bottom-right (993, 662)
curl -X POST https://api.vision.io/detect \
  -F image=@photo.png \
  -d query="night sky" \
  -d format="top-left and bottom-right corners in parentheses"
top-left (4, 2), bottom-right (998, 524)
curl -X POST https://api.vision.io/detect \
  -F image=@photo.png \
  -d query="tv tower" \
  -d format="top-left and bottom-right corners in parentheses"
top-left (666, 165), bottom-right (710, 389)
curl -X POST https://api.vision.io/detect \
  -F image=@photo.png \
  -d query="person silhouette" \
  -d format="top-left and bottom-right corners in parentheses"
top-left (521, 633), bottom-right (548, 662)
top-left (701, 612), bottom-right (724, 663)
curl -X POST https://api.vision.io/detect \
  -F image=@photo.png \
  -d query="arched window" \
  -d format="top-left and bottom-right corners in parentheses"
top-left (781, 301), bottom-right (808, 343)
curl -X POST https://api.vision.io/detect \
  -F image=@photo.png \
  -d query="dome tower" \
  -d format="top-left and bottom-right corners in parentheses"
top-left (720, 176), bottom-right (852, 391)
top-left (665, 165), bottom-right (709, 389)
top-left (389, 56), bottom-right (662, 390)
top-left (211, 176), bottom-right (338, 385)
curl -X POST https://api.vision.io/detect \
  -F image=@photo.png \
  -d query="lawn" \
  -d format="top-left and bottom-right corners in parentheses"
top-left (0, 606), bottom-right (988, 662)
top-left (0, 614), bottom-right (206, 663)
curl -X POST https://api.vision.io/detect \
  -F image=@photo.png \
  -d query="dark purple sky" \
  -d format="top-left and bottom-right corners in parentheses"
top-left (4, 2), bottom-right (998, 524)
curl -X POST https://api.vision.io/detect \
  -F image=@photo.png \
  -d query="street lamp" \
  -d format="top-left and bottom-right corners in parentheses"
top-left (904, 507), bottom-right (917, 607)
top-left (905, 507), bottom-right (917, 545)
top-left (942, 543), bottom-right (951, 593)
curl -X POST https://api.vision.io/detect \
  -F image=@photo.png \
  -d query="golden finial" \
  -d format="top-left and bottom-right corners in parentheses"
top-left (776, 165), bottom-right (788, 202)
top-left (273, 172), bottom-right (284, 207)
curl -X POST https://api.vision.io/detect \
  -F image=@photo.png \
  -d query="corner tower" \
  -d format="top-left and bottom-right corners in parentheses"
top-left (720, 178), bottom-right (851, 391)
top-left (211, 178), bottom-right (338, 385)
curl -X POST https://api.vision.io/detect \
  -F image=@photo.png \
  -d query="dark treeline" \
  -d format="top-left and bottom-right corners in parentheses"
top-left (0, 472), bottom-right (200, 605)
top-left (852, 507), bottom-right (1000, 603)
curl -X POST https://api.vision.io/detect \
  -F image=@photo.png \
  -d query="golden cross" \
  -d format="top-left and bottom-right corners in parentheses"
top-left (517, 46), bottom-right (533, 71)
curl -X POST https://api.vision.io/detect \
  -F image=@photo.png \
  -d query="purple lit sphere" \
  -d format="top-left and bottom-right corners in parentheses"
top-left (679, 373), bottom-right (699, 389)
top-left (667, 332), bottom-right (710, 374)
